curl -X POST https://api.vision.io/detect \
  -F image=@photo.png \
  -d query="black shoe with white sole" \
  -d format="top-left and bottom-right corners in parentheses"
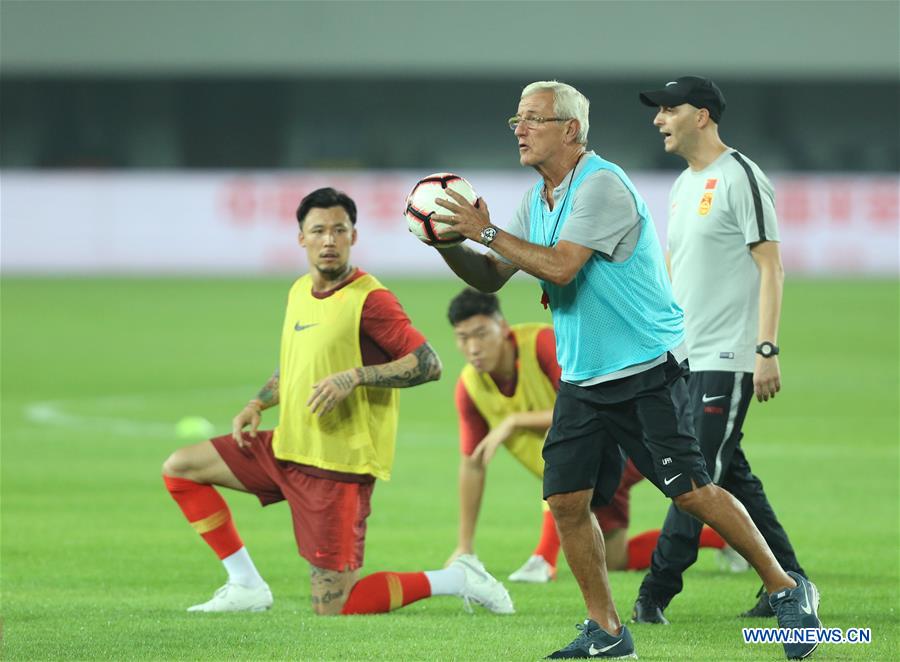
top-left (546, 619), bottom-right (638, 659)
top-left (769, 571), bottom-right (822, 659)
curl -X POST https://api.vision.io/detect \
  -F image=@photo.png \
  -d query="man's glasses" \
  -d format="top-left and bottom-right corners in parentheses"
top-left (507, 115), bottom-right (571, 131)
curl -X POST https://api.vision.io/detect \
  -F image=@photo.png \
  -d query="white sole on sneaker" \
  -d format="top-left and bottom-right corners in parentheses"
top-left (508, 555), bottom-right (555, 583)
top-left (453, 555), bottom-right (515, 615)
top-left (186, 582), bottom-right (273, 613)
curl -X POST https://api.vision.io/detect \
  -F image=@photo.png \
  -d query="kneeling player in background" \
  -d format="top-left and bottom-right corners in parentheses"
top-left (444, 288), bottom-right (733, 581)
top-left (162, 188), bottom-right (513, 616)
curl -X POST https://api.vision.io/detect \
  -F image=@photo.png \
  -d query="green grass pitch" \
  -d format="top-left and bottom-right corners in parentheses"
top-left (1, 276), bottom-right (897, 660)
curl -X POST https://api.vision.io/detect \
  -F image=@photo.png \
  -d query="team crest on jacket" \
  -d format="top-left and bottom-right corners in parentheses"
top-left (698, 192), bottom-right (714, 216)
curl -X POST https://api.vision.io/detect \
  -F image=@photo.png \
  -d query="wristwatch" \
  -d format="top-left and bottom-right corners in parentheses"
top-left (755, 341), bottom-right (779, 358)
top-left (479, 225), bottom-right (498, 246)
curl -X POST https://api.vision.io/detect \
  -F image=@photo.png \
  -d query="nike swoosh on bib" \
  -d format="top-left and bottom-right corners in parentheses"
top-left (294, 322), bottom-right (319, 332)
top-left (701, 394), bottom-right (726, 403)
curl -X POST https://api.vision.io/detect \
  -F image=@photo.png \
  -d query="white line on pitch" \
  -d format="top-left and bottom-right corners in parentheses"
top-left (22, 386), bottom-right (256, 437)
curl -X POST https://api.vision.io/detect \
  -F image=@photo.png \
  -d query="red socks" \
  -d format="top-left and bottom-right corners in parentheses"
top-left (626, 526), bottom-right (728, 570)
top-left (626, 529), bottom-right (660, 570)
top-left (340, 572), bottom-right (431, 614)
top-left (533, 510), bottom-right (560, 567)
top-left (699, 526), bottom-right (726, 549)
top-left (163, 475), bottom-right (243, 559)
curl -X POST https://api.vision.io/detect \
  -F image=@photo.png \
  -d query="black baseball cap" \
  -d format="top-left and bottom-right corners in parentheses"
top-left (639, 76), bottom-right (726, 123)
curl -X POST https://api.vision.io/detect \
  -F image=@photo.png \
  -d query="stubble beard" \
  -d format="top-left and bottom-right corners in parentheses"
top-left (316, 261), bottom-right (353, 282)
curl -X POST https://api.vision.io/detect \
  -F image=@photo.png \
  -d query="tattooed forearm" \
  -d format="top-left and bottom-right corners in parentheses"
top-left (253, 367), bottom-right (280, 409)
top-left (331, 372), bottom-right (356, 391)
top-left (354, 342), bottom-right (442, 388)
top-left (412, 342), bottom-right (443, 382)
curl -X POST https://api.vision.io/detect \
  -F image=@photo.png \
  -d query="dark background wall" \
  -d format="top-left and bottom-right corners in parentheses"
top-left (2, 1), bottom-right (898, 173)
top-left (3, 77), bottom-right (898, 172)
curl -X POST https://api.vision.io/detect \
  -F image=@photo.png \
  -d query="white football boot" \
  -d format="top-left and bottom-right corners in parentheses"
top-left (716, 544), bottom-right (750, 573)
top-left (187, 582), bottom-right (273, 612)
top-left (508, 555), bottom-right (556, 583)
top-left (451, 554), bottom-right (515, 614)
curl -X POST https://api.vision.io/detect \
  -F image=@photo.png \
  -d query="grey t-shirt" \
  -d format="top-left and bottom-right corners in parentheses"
top-left (499, 151), bottom-right (642, 262)
top-left (667, 149), bottom-right (780, 372)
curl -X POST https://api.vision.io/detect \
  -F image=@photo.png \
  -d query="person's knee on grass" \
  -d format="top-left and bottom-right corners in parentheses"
top-left (310, 566), bottom-right (357, 615)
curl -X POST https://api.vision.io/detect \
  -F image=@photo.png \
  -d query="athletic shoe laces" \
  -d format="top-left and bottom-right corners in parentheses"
top-left (771, 591), bottom-right (802, 629)
top-left (558, 622), bottom-right (596, 653)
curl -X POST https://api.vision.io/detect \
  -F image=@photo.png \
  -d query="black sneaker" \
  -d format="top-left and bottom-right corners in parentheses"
top-left (546, 619), bottom-right (638, 659)
top-left (769, 571), bottom-right (822, 659)
top-left (631, 595), bottom-right (669, 625)
top-left (741, 585), bottom-right (774, 618)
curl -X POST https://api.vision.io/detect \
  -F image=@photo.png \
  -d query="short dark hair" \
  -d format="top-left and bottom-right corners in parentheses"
top-left (296, 187), bottom-right (357, 228)
top-left (447, 288), bottom-right (502, 325)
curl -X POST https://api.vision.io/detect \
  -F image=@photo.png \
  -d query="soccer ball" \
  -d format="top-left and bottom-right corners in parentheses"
top-left (405, 173), bottom-right (478, 247)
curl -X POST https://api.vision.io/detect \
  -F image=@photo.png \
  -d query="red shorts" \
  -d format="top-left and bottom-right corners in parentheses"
top-left (211, 431), bottom-right (374, 572)
top-left (592, 458), bottom-right (645, 532)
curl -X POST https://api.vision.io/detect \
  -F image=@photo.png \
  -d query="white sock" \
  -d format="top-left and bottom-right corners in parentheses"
top-left (424, 566), bottom-right (465, 596)
top-left (221, 547), bottom-right (265, 588)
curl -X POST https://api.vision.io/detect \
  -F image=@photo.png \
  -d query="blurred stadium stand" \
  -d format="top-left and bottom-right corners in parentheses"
top-left (1, 1), bottom-right (898, 172)
top-left (2, 1), bottom-right (897, 277)
top-left (2, 77), bottom-right (898, 172)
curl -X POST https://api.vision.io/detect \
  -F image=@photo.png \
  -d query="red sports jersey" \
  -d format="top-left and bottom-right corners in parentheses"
top-left (312, 268), bottom-right (426, 363)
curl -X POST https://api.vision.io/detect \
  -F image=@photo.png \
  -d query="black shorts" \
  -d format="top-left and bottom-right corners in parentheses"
top-left (543, 354), bottom-right (711, 500)
top-left (688, 371), bottom-right (754, 484)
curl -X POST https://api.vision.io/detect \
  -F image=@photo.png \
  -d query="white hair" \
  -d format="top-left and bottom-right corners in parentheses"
top-left (521, 80), bottom-right (590, 144)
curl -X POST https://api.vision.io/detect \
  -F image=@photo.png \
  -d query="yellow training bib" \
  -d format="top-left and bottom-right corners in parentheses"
top-left (272, 274), bottom-right (399, 480)
top-left (460, 324), bottom-right (556, 478)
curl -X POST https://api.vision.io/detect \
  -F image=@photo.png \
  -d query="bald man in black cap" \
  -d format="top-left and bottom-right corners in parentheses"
top-left (633, 76), bottom-right (814, 656)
